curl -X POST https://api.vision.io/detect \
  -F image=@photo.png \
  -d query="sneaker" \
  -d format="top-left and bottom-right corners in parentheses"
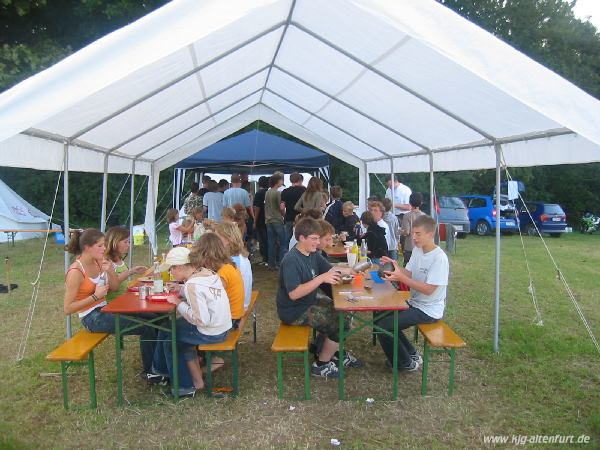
top-left (385, 359), bottom-right (420, 371)
top-left (143, 372), bottom-right (170, 385)
top-left (173, 387), bottom-right (196, 398)
top-left (410, 351), bottom-right (423, 366)
top-left (311, 361), bottom-right (339, 378)
top-left (332, 351), bottom-right (364, 368)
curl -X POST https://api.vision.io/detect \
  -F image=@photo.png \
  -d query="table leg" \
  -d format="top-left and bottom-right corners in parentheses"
top-left (171, 311), bottom-right (179, 401)
top-left (392, 310), bottom-right (399, 400)
top-left (115, 313), bottom-right (123, 406)
top-left (338, 312), bottom-right (346, 400)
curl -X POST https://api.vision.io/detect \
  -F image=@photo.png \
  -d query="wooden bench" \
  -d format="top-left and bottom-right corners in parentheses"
top-left (197, 290), bottom-right (259, 397)
top-left (46, 330), bottom-right (109, 409)
top-left (415, 321), bottom-right (466, 396)
top-left (271, 324), bottom-right (312, 400)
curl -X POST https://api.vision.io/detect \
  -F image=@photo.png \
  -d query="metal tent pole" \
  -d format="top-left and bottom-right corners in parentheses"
top-left (493, 143), bottom-right (502, 353)
top-left (390, 157), bottom-right (395, 213)
top-left (429, 153), bottom-right (435, 217)
top-left (128, 159), bottom-right (136, 270)
top-left (63, 142), bottom-right (72, 339)
top-left (100, 153), bottom-right (109, 232)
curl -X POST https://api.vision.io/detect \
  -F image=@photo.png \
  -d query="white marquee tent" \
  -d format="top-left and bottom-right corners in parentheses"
top-left (1, 0), bottom-right (599, 346)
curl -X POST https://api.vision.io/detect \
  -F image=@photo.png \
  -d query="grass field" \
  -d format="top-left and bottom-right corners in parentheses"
top-left (0, 232), bottom-right (599, 449)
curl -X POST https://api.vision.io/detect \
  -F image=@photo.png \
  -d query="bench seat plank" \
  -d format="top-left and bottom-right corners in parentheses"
top-left (46, 330), bottom-right (109, 362)
top-left (418, 321), bottom-right (466, 348)
top-left (271, 324), bottom-right (311, 352)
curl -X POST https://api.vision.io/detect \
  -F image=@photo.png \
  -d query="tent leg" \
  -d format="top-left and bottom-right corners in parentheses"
top-left (429, 153), bottom-right (435, 217)
top-left (390, 157), bottom-right (395, 213)
top-left (358, 162), bottom-right (367, 213)
top-left (100, 154), bottom-right (109, 232)
top-left (129, 160), bottom-right (136, 270)
top-left (63, 142), bottom-right (72, 339)
top-left (493, 143), bottom-right (502, 353)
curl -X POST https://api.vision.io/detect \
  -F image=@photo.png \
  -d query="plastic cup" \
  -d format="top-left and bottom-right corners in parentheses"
top-left (353, 273), bottom-right (364, 288)
top-left (347, 252), bottom-right (357, 267)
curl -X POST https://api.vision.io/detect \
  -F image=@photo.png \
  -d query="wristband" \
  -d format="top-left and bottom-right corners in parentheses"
top-left (91, 294), bottom-right (99, 302)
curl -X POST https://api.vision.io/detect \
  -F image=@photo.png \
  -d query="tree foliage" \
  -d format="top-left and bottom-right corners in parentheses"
top-left (0, 0), bottom-right (599, 227)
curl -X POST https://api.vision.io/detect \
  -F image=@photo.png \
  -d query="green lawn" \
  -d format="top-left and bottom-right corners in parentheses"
top-left (0, 232), bottom-right (598, 449)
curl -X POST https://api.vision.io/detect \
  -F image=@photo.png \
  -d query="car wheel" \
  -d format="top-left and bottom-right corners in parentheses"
top-left (475, 221), bottom-right (490, 236)
top-left (526, 224), bottom-right (537, 237)
top-left (550, 233), bottom-right (561, 238)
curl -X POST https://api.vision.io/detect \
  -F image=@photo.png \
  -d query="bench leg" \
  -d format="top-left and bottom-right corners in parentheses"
top-left (232, 348), bottom-right (239, 397)
top-left (414, 325), bottom-right (418, 343)
top-left (448, 348), bottom-right (456, 396)
top-left (372, 311), bottom-right (377, 346)
top-left (276, 353), bottom-right (284, 400)
top-left (88, 351), bottom-right (97, 409)
top-left (205, 351), bottom-right (213, 398)
top-left (421, 341), bottom-right (430, 396)
top-left (61, 362), bottom-right (69, 410)
top-left (253, 311), bottom-right (257, 344)
top-left (303, 350), bottom-right (311, 400)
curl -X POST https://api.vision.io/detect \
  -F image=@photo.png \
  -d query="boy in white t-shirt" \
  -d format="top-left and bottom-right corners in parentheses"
top-left (378, 214), bottom-right (449, 371)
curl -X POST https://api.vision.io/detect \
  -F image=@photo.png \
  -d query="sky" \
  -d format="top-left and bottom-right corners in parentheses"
top-left (571, 0), bottom-right (600, 30)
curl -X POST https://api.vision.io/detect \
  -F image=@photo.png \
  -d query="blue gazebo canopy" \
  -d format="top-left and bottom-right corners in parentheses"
top-left (175, 129), bottom-right (329, 174)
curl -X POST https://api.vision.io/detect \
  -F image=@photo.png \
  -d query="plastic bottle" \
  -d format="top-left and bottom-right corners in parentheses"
top-left (360, 240), bottom-right (368, 261)
top-left (152, 257), bottom-right (163, 293)
top-left (351, 240), bottom-right (359, 257)
top-left (161, 253), bottom-right (170, 283)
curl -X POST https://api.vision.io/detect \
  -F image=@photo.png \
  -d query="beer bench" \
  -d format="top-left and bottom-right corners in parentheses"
top-left (198, 290), bottom-right (259, 397)
top-left (271, 324), bottom-right (312, 400)
top-left (414, 321), bottom-right (466, 396)
top-left (46, 330), bottom-right (109, 409)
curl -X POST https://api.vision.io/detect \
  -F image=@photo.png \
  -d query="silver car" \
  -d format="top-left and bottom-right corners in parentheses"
top-left (438, 196), bottom-right (471, 237)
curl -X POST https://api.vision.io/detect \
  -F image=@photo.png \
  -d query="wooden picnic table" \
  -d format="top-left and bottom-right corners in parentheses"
top-left (333, 276), bottom-right (409, 400)
top-left (102, 292), bottom-right (179, 404)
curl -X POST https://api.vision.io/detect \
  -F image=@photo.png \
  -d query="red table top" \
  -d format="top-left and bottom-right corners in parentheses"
top-left (102, 292), bottom-right (176, 314)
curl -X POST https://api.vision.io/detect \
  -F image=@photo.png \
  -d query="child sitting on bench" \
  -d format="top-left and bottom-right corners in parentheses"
top-left (378, 214), bottom-right (449, 371)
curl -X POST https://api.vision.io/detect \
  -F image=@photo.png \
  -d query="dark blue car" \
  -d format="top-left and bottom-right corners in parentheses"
top-left (518, 202), bottom-right (567, 238)
top-left (460, 195), bottom-right (520, 236)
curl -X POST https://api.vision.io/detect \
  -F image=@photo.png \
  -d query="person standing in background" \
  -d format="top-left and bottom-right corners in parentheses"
top-left (385, 175), bottom-right (412, 219)
top-left (281, 172), bottom-right (306, 250)
top-left (203, 180), bottom-right (225, 222)
top-left (223, 174), bottom-right (254, 221)
top-left (198, 175), bottom-right (211, 197)
top-left (324, 186), bottom-right (344, 233)
top-left (382, 198), bottom-right (400, 261)
top-left (253, 176), bottom-right (270, 265)
top-left (401, 192), bottom-right (425, 266)
top-left (183, 182), bottom-right (202, 216)
top-left (294, 176), bottom-right (323, 212)
top-left (264, 173), bottom-right (286, 269)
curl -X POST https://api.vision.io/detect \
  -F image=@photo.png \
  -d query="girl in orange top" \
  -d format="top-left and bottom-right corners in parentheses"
top-left (192, 233), bottom-right (244, 324)
top-left (64, 228), bottom-right (156, 373)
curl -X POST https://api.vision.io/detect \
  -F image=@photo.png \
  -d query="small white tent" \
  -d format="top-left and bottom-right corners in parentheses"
top-left (0, 178), bottom-right (57, 242)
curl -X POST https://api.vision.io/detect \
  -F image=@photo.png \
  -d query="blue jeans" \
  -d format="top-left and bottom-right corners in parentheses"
top-left (375, 305), bottom-right (438, 368)
top-left (256, 226), bottom-right (268, 261)
top-left (152, 317), bottom-right (228, 389)
top-left (81, 308), bottom-right (157, 373)
top-left (267, 222), bottom-right (286, 268)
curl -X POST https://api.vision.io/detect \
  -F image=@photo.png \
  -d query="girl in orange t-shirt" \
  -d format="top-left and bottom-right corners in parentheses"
top-left (64, 228), bottom-right (156, 373)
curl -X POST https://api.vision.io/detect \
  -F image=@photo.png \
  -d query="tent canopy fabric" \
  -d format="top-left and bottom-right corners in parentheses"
top-left (175, 128), bottom-right (329, 173)
top-left (0, 0), bottom-right (599, 180)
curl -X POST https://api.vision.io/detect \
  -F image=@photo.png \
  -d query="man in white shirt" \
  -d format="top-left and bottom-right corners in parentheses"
top-left (377, 215), bottom-right (449, 371)
top-left (368, 201), bottom-right (392, 254)
top-left (385, 175), bottom-right (412, 218)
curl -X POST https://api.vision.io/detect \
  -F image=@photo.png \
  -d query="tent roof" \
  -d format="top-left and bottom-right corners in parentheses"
top-left (175, 128), bottom-right (329, 172)
top-left (1, 0), bottom-right (600, 177)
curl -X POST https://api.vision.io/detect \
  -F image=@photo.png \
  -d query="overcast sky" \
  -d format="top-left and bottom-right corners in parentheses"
top-left (571, 0), bottom-right (600, 30)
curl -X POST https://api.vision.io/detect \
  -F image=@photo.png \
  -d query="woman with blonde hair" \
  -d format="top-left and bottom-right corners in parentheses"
top-left (104, 226), bottom-right (147, 300)
top-left (214, 222), bottom-right (253, 311)
top-left (294, 176), bottom-right (323, 212)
